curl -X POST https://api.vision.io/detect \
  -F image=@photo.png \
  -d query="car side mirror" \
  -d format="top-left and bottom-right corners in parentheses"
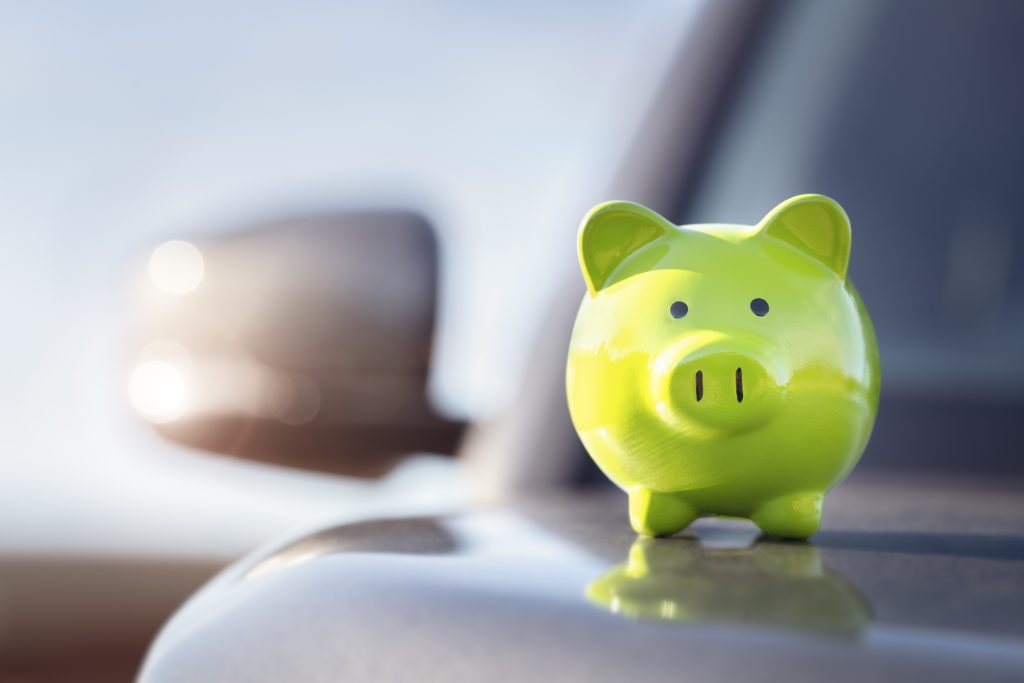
top-left (127, 209), bottom-right (463, 477)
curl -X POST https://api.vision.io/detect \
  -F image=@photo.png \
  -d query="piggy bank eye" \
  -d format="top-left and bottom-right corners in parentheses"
top-left (750, 298), bottom-right (769, 316)
top-left (670, 301), bottom-right (689, 319)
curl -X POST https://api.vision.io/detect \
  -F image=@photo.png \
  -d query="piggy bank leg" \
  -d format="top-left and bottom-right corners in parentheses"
top-left (751, 492), bottom-right (823, 540)
top-left (628, 488), bottom-right (698, 537)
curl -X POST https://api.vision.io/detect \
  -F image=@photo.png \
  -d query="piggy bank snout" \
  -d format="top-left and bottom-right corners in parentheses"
top-left (673, 352), bottom-right (776, 405)
top-left (658, 340), bottom-right (786, 432)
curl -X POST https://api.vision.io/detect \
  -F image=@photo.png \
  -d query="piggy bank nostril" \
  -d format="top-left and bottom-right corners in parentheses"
top-left (667, 351), bottom-right (780, 419)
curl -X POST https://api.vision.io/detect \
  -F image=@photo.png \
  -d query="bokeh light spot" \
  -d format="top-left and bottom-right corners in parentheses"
top-left (267, 373), bottom-right (321, 425)
top-left (149, 240), bottom-right (204, 294)
top-left (129, 360), bottom-right (187, 423)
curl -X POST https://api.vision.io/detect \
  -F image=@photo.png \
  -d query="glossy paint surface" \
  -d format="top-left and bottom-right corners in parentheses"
top-left (138, 476), bottom-right (1024, 683)
top-left (587, 537), bottom-right (871, 636)
top-left (567, 195), bottom-right (880, 538)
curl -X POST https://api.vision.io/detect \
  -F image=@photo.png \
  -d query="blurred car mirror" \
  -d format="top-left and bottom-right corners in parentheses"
top-left (126, 209), bottom-right (462, 477)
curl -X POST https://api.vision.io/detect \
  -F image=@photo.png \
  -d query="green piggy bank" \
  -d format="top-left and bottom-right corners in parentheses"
top-left (566, 195), bottom-right (880, 539)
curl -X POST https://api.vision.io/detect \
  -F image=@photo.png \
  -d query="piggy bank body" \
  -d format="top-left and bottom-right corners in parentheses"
top-left (566, 195), bottom-right (879, 539)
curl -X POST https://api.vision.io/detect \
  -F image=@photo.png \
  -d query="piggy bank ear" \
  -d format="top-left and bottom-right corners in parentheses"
top-left (757, 194), bottom-right (851, 279)
top-left (578, 201), bottom-right (673, 295)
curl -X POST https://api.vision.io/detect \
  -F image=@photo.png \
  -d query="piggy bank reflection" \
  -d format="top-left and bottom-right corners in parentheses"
top-left (587, 537), bottom-right (871, 638)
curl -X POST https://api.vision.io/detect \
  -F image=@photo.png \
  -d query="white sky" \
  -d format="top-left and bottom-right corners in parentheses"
top-left (0, 0), bottom-right (700, 557)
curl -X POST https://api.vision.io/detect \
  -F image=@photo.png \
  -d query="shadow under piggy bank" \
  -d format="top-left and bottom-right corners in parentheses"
top-left (587, 537), bottom-right (872, 638)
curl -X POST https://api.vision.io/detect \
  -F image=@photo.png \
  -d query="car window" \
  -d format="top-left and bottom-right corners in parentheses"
top-left (684, 0), bottom-right (1024, 402)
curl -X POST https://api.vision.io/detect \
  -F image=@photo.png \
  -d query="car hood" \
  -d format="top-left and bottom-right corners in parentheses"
top-left (138, 472), bottom-right (1024, 682)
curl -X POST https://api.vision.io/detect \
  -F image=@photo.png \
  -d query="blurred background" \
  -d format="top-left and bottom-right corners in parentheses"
top-left (1, 0), bottom-right (1023, 680)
